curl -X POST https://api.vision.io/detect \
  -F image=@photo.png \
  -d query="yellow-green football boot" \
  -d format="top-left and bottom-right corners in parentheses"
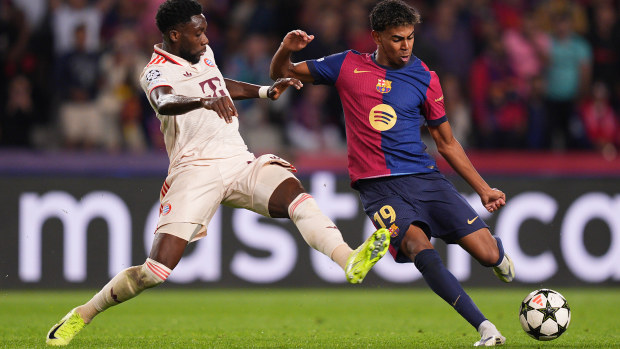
top-left (46, 308), bottom-right (87, 346)
top-left (345, 228), bottom-right (390, 284)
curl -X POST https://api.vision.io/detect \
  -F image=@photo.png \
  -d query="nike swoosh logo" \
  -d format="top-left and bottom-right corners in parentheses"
top-left (434, 95), bottom-right (444, 102)
top-left (48, 320), bottom-right (65, 339)
top-left (467, 216), bottom-right (479, 224)
top-left (354, 68), bottom-right (371, 73)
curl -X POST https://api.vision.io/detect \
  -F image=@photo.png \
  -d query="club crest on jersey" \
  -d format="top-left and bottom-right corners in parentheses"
top-left (160, 202), bottom-right (172, 216)
top-left (388, 224), bottom-right (400, 238)
top-left (376, 79), bottom-right (392, 93)
top-left (204, 58), bottom-right (215, 67)
top-left (369, 104), bottom-right (397, 131)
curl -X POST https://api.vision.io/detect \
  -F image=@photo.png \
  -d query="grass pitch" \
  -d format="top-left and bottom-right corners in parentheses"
top-left (1, 287), bottom-right (618, 348)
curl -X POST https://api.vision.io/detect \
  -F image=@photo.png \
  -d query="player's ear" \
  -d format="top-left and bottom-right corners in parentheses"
top-left (168, 29), bottom-right (180, 43)
top-left (371, 30), bottom-right (381, 45)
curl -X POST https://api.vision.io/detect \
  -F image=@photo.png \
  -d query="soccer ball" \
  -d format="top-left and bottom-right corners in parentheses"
top-left (519, 288), bottom-right (571, 341)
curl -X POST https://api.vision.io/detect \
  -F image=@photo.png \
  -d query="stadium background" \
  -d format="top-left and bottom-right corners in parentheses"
top-left (0, 0), bottom-right (619, 289)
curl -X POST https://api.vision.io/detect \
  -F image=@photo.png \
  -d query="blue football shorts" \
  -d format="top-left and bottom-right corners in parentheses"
top-left (355, 171), bottom-right (488, 263)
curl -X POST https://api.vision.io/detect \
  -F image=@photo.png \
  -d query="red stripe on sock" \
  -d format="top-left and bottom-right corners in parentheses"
top-left (289, 193), bottom-right (312, 216)
top-left (148, 262), bottom-right (170, 278)
top-left (146, 261), bottom-right (169, 281)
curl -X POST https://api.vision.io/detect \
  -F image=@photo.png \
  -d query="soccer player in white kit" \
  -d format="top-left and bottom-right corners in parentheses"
top-left (45, 0), bottom-right (390, 346)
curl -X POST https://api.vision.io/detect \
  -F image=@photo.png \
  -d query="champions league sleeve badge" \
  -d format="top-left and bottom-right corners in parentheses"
top-left (145, 69), bottom-right (167, 89)
top-left (146, 69), bottom-right (162, 82)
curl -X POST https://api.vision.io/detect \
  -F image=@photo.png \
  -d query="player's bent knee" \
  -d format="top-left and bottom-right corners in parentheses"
top-left (477, 236), bottom-right (503, 267)
top-left (401, 225), bottom-right (433, 259)
top-left (268, 177), bottom-right (304, 218)
top-left (463, 231), bottom-right (503, 267)
top-left (477, 249), bottom-right (500, 267)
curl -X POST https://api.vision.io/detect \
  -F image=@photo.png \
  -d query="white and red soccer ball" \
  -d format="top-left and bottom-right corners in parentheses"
top-left (519, 288), bottom-right (571, 341)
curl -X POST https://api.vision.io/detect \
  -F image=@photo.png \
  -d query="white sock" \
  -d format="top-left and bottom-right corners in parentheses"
top-left (478, 320), bottom-right (500, 337)
top-left (495, 256), bottom-right (510, 272)
top-left (330, 243), bottom-right (353, 269)
top-left (288, 193), bottom-right (349, 263)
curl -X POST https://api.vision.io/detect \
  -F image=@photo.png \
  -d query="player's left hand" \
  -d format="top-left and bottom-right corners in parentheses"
top-left (267, 78), bottom-right (303, 100)
top-left (481, 188), bottom-right (506, 213)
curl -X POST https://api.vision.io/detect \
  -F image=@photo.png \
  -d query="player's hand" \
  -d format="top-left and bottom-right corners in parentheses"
top-left (267, 78), bottom-right (303, 100)
top-left (201, 96), bottom-right (237, 123)
top-left (481, 188), bottom-right (506, 213)
top-left (282, 30), bottom-right (314, 52)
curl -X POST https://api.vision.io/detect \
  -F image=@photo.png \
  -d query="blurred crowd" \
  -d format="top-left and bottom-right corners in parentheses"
top-left (1, 0), bottom-right (619, 157)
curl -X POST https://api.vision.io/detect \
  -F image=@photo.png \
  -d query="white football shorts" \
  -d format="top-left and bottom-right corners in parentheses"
top-left (155, 152), bottom-right (297, 242)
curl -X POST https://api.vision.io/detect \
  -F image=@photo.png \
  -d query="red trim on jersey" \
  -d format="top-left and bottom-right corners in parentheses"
top-left (148, 83), bottom-right (173, 97)
top-left (146, 54), bottom-right (169, 67)
top-left (153, 46), bottom-right (183, 66)
top-left (388, 245), bottom-right (398, 260)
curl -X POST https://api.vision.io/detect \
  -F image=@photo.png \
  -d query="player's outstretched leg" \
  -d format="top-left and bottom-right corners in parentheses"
top-left (474, 320), bottom-right (506, 346)
top-left (45, 258), bottom-right (170, 346)
top-left (345, 228), bottom-right (390, 284)
top-left (46, 308), bottom-right (87, 346)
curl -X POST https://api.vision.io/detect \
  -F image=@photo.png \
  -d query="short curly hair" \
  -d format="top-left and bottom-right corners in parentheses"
top-left (155, 0), bottom-right (203, 34)
top-left (369, 0), bottom-right (421, 32)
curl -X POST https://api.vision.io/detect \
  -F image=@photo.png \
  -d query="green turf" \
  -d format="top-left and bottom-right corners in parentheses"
top-left (1, 287), bottom-right (618, 348)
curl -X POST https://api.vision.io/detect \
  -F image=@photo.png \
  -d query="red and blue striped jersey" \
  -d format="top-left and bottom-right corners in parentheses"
top-left (307, 50), bottom-right (447, 184)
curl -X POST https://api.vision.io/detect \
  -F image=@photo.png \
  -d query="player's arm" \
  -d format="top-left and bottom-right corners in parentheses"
top-left (149, 85), bottom-right (238, 123)
top-left (428, 122), bottom-right (506, 213)
top-left (224, 78), bottom-right (303, 100)
top-left (270, 30), bottom-right (316, 83)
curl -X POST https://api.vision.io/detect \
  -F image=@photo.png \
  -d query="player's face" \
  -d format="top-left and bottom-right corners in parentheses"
top-left (372, 25), bottom-right (415, 69)
top-left (177, 14), bottom-right (209, 64)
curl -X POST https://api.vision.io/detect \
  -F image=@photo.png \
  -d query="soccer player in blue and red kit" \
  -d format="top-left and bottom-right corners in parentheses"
top-left (270, 0), bottom-right (514, 346)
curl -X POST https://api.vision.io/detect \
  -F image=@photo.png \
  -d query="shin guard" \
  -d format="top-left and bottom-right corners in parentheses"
top-left (288, 193), bottom-right (346, 258)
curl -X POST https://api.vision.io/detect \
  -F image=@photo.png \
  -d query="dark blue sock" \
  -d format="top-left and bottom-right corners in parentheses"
top-left (414, 249), bottom-right (486, 329)
top-left (493, 236), bottom-right (505, 267)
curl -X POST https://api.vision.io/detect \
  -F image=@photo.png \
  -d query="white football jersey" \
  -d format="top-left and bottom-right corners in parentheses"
top-left (140, 44), bottom-right (248, 171)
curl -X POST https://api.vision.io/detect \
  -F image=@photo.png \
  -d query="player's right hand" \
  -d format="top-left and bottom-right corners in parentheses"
top-left (267, 78), bottom-right (303, 100)
top-left (481, 188), bottom-right (506, 213)
top-left (282, 30), bottom-right (314, 52)
top-left (201, 96), bottom-right (238, 123)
